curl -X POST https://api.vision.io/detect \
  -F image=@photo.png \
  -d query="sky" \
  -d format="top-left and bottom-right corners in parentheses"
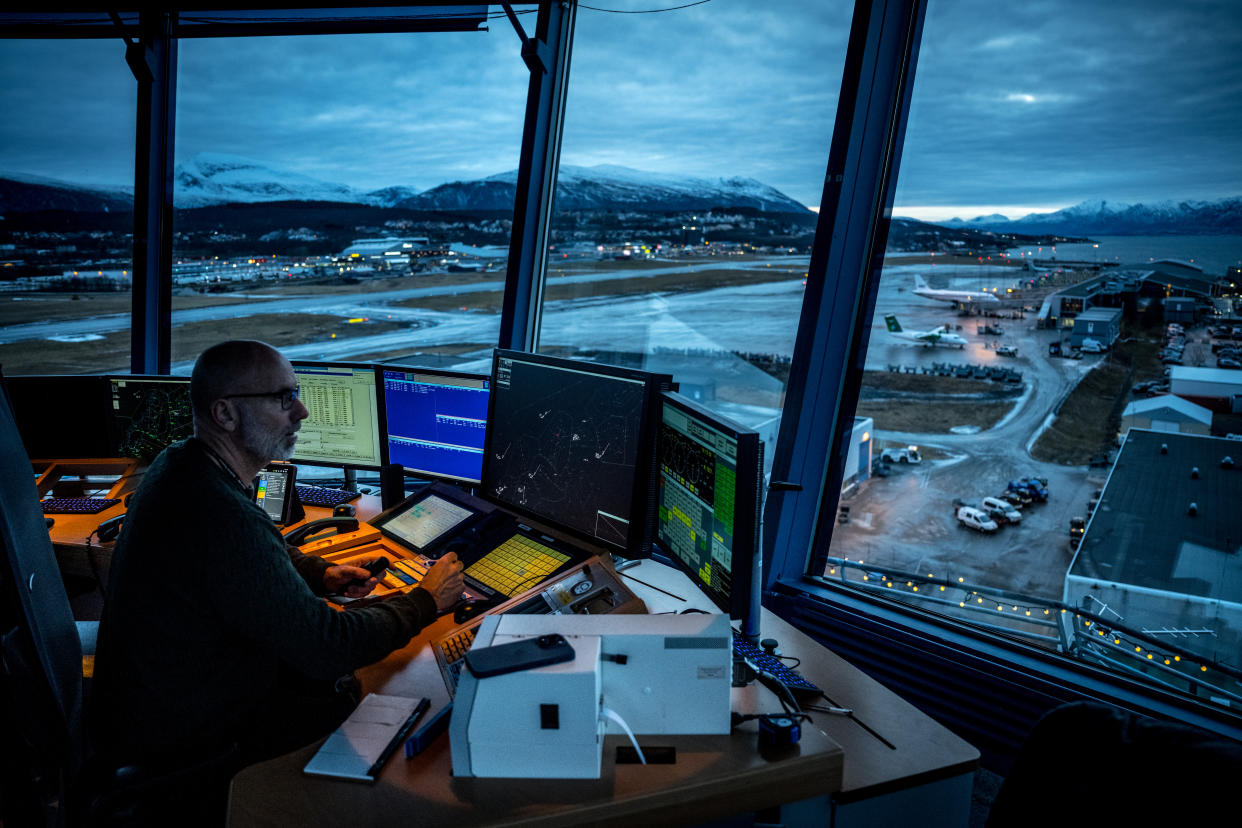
top-left (1, 0), bottom-right (1241, 222)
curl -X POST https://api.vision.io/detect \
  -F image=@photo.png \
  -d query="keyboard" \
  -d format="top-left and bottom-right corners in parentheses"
top-left (433, 624), bottom-right (480, 696)
top-left (295, 484), bottom-right (361, 508)
top-left (465, 534), bottom-right (570, 597)
top-left (732, 636), bottom-right (822, 700)
top-left (41, 497), bottom-right (121, 515)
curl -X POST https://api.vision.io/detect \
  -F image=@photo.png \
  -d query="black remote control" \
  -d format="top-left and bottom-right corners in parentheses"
top-left (345, 556), bottom-right (390, 591)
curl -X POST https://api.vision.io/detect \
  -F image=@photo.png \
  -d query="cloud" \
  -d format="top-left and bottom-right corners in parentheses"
top-left (1, 0), bottom-right (1240, 212)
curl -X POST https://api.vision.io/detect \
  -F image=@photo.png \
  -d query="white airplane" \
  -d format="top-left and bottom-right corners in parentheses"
top-left (911, 274), bottom-right (1000, 307)
top-left (884, 314), bottom-right (968, 349)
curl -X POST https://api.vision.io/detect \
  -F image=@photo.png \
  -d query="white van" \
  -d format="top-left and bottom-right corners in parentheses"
top-left (1080, 338), bottom-right (1106, 354)
top-left (956, 506), bottom-right (999, 533)
top-left (981, 496), bottom-right (1022, 524)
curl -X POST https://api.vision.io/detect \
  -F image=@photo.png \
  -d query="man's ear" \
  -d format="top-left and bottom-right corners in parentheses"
top-left (210, 398), bottom-right (240, 433)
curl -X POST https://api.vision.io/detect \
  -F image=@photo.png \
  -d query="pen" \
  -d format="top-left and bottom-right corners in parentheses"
top-left (367, 697), bottom-right (430, 778)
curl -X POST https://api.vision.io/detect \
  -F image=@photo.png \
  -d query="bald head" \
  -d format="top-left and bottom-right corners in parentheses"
top-left (190, 340), bottom-right (286, 427)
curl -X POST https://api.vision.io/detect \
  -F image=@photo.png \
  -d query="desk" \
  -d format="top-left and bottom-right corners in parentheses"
top-left (227, 558), bottom-right (978, 827)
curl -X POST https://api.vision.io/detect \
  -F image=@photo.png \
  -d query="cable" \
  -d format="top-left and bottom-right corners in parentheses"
top-left (580, 1), bottom-right (713, 13)
top-left (601, 707), bottom-right (645, 764)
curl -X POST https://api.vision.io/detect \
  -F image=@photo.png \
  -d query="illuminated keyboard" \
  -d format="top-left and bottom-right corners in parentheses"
top-left (41, 497), bottom-right (121, 515)
top-left (433, 624), bottom-right (479, 696)
top-left (732, 636), bottom-right (822, 699)
top-left (295, 484), bottom-right (360, 508)
top-left (465, 534), bottom-right (570, 597)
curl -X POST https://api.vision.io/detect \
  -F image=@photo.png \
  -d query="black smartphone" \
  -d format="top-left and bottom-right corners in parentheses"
top-left (464, 634), bottom-right (575, 679)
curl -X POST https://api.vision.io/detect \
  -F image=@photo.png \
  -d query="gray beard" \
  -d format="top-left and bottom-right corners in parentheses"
top-left (237, 410), bottom-right (298, 464)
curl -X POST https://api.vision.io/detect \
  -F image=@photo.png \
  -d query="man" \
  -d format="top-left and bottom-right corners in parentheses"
top-left (90, 341), bottom-right (463, 792)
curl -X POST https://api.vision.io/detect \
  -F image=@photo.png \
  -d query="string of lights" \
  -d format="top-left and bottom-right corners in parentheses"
top-left (823, 555), bottom-right (1242, 689)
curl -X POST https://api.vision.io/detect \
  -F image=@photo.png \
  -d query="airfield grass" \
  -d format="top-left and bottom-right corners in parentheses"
top-left (855, 399), bottom-right (1013, 433)
top-left (1031, 335), bottom-right (1162, 464)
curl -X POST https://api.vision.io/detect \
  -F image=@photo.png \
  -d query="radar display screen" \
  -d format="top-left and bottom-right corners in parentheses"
top-left (482, 352), bottom-right (656, 551)
top-left (107, 376), bottom-right (193, 463)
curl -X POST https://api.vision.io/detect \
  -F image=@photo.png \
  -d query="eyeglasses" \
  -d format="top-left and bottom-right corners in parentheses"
top-left (222, 387), bottom-right (300, 411)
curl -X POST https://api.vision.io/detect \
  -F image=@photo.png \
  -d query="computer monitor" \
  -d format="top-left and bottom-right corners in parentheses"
top-left (655, 392), bottom-right (763, 633)
top-left (289, 361), bottom-right (385, 471)
top-left (106, 374), bottom-right (193, 463)
top-left (3, 374), bottom-right (112, 459)
top-left (379, 366), bottom-right (490, 485)
top-left (481, 349), bottom-right (670, 555)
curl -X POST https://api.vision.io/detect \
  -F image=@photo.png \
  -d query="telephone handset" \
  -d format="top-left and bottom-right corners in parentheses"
top-left (282, 516), bottom-right (360, 547)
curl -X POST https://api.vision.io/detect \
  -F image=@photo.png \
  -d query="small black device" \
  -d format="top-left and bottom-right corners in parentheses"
top-left (344, 556), bottom-right (390, 592)
top-left (464, 633), bottom-right (574, 678)
top-left (332, 502), bottom-right (356, 518)
top-left (96, 513), bottom-right (125, 543)
top-left (452, 597), bottom-right (501, 625)
top-left (758, 715), bottom-right (801, 751)
top-left (253, 463), bottom-right (303, 525)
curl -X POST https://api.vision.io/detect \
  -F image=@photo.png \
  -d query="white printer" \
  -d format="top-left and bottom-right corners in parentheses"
top-left (449, 613), bottom-right (733, 778)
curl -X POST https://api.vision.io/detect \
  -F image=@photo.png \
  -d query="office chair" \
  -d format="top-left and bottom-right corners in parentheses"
top-left (0, 381), bottom-right (234, 827)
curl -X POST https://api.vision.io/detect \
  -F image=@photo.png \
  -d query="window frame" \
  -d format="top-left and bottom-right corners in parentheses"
top-left (7, 1), bottom-right (1240, 755)
top-left (759, 0), bottom-right (1242, 753)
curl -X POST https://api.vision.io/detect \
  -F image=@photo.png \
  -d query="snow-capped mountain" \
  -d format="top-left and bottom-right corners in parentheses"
top-left (362, 185), bottom-right (423, 207)
top-left (936, 197), bottom-right (1242, 235)
top-left (0, 172), bottom-right (132, 213)
top-left (173, 153), bottom-right (362, 206)
top-left (397, 164), bottom-right (810, 213)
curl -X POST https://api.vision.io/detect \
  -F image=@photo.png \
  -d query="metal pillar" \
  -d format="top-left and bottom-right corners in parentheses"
top-left (497, 1), bottom-right (576, 353)
top-left (763, 0), bottom-right (928, 586)
top-left (128, 11), bottom-right (177, 374)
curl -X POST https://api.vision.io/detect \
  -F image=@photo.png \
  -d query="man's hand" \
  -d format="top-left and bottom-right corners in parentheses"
top-left (323, 562), bottom-right (380, 598)
top-left (419, 551), bottom-right (466, 612)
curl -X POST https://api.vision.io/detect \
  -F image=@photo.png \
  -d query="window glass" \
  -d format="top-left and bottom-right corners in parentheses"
top-left (823, 0), bottom-right (1242, 712)
top-left (170, 29), bottom-right (528, 375)
top-left (539, 1), bottom-right (848, 472)
top-left (0, 39), bottom-right (135, 374)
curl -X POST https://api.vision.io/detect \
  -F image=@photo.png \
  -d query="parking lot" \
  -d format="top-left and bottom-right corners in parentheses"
top-left (826, 264), bottom-right (1112, 602)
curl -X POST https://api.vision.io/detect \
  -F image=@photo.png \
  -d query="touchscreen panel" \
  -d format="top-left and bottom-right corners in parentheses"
top-left (381, 493), bottom-right (473, 550)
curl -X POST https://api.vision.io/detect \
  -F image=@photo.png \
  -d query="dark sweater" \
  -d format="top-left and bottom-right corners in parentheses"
top-left (90, 438), bottom-right (437, 761)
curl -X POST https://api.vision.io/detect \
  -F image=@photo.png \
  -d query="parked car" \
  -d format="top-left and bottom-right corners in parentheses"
top-left (1069, 516), bottom-right (1086, 538)
top-left (1219, 358), bottom-right (1242, 370)
top-left (1008, 478), bottom-right (1049, 502)
top-left (956, 506), bottom-right (999, 533)
top-left (981, 496), bottom-right (1022, 525)
top-left (881, 445), bottom-right (922, 464)
top-left (1001, 489), bottom-right (1032, 508)
top-left (996, 344), bottom-right (1018, 357)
